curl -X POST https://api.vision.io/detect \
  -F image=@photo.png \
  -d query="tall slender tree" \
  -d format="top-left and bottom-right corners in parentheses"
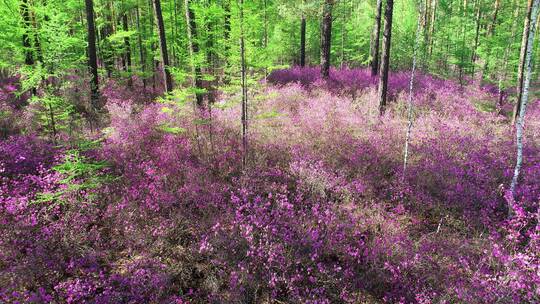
top-left (121, 11), bottom-right (132, 72)
top-left (470, 0), bottom-right (481, 77)
top-left (185, 0), bottom-right (204, 107)
top-left (370, 0), bottom-right (383, 76)
top-left (509, 0), bottom-right (540, 213)
top-left (20, 0), bottom-right (35, 66)
top-left (403, 1), bottom-right (423, 176)
top-left (85, 0), bottom-right (100, 112)
top-left (300, 7), bottom-right (307, 67)
top-left (480, 0), bottom-right (501, 81)
top-left (377, 0), bottom-right (394, 115)
top-left (152, 0), bottom-right (173, 92)
top-left (320, 0), bottom-right (334, 78)
top-left (135, 4), bottom-right (146, 88)
top-left (427, 0), bottom-right (437, 58)
top-left (240, 0), bottom-right (248, 167)
top-left (512, 0), bottom-right (534, 125)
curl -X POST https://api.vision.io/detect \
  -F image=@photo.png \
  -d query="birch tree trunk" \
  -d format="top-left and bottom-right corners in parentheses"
top-left (512, 0), bottom-right (534, 125)
top-left (403, 2), bottom-right (423, 176)
top-left (509, 0), bottom-right (540, 215)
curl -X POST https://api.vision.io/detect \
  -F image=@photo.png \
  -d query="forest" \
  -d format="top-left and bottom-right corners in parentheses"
top-left (1, 0), bottom-right (540, 302)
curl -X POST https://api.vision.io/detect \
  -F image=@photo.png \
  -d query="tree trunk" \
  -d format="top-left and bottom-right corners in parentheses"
top-left (458, 0), bottom-right (467, 87)
top-left (185, 0), bottom-right (204, 107)
top-left (300, 15), bottom-right (306, 67)
top-left (496, 0), bottom-right (519, 115)
top-left (320, 0), bottom-right (333, 78)
top-left (340, 1), bottom-right (346, 68)
top-left (240, 0), bottom-right (248, 168)
top-left (224, 0), bottom-right (231, 41)
top-left (85, 0), bottom-right (100, 112)
top-left (480, 0), bottom-right (501, 82)
top-left (122, 12), bottom-right (132, 72)
top-left (169, 0), bottom-right (178, 66)
top-left (20, 0), bottom-right (34, 66)
top-left (135, 5), bottom-right (147, 88)
top-left (510, 0), bottom-right (540, 211)
top-left (377, 0), bottom-right (394, 115)
top-left (30, 10), bottom-right (43, 64)
top-left (370, 0), bottom-right (383, 76)
top-left (427, 0), bottom-right (437, 58)
top-left (263, 0), bottom-right (268, 78)
top-left (152, 0), bottom-right (173, 92)
top-left (470, 1), bottom-right (481, 77)
top-left (512, 0), bottom-right (534, 125)
top-left (403, 2), bottom-right (423, 176)
top-left (223, 0), bottom-right (231, 83)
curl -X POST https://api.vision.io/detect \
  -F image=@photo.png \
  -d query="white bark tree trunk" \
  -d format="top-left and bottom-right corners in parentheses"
top-left (509, 0), bottom-right (540, 215)
top-left (403, 3), bottom-right (424, 177)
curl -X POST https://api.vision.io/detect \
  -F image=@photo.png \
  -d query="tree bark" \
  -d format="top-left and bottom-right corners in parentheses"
top-left (20, 0), bottom-right (34, 66)
top-left (496, 0), bottom-right (519, 115)
top-left (300, 15), bottom-right (306, 67)
top-left (510, 0), bottom-right (540, 211)
top-left (152, 0), bottom-right (173, 92)
top-left (480, 0), bottom-right (501, 82)
top-left (370, 0), bottom-right (383, 76)
top-left (85, 0), bottom-right (100, 112)
top-left (135, 5), bottom-right (146, 88)
top-left (320, 0), bottom-right (333, 78)
top-left (427, 0), bottom-right (437, 58)
top-left (470, 0), bottom-right (481, 77)
top-left (377, 0), bottom-right (394, 115)
top-left (240, 0), bottom-right (248, 168)
top-left (122, 12), bottom-right (132, 72)
top-left (185, 0), bottom-right (204, 107)
top-left (512, 0), bottom-right (534, 125)
top-left (403, 2), bottom-right (423, 176)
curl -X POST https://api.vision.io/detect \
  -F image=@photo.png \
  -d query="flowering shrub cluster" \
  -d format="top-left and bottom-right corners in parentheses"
top-left (267, 66), bottom-right (474, 101)
top-left (1, 67), bottom-right (540, 303)
top-left (0, 77), bottom-right (30, 137)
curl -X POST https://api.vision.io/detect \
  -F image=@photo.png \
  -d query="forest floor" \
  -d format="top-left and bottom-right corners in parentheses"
top-left (1, 67), bottom-right (540, 303)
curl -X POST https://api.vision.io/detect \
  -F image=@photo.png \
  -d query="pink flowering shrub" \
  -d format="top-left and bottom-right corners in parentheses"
top-left (1, 67), bottom-right (539, 303)
top-left (267, 66), bottom-right (477, 102)
top-left (0, 77), bottom-right (30, 137)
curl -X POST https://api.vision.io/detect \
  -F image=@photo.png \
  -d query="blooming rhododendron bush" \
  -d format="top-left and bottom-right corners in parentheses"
top-left (1, 68), bottom-right (540, 303)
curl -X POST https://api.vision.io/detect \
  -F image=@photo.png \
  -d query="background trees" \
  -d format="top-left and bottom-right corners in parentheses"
top-left (0, 0), bottom-right (534, 104)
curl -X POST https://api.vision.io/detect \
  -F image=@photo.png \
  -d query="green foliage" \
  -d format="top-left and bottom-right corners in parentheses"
top-left (255, 109), bottom-right (282, 119)
top-left (158, 123), bottom-right (186, 134)
top-left (34, 148), bottom-right (114, 206)
top-left (0, 0), bottom-right (528, 110)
